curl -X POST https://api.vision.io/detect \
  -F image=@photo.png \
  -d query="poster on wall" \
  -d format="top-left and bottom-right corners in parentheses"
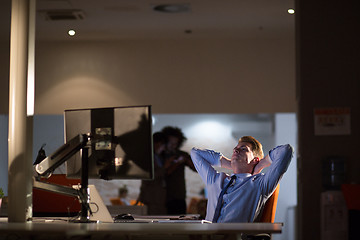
top-left (314, 107), bottom-right (351, 136)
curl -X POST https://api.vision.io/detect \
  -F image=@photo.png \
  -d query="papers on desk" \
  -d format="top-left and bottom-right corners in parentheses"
top-left (131, 215), bottom-right (211, 224)
top-left (152, 220), bottom-right (212, 224)
top-left (112, 214), bottom-right (211, 224)
top-left (114, 219), bottom-right (210, 224)
top-left (113, 219), bottom-right (154, 223)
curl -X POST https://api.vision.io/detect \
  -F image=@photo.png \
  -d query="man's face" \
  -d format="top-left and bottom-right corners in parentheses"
top-left (231, 142), bottom-right (255, 166)
top-left (154, 142), bottom-right (165, 155)
top-left (166, 136), bottom-right (180, 153)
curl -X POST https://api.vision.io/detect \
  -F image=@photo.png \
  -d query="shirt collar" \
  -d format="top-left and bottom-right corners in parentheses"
top-left (232, 173), bottom-right (252, 179)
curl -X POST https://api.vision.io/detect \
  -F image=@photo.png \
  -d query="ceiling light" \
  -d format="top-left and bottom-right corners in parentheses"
top-left (153, 4), bottom-right (190, 13)
top-left (288, 8), bottom-right (295, 14)
top-left (68, 29), bottom-right (76, 36)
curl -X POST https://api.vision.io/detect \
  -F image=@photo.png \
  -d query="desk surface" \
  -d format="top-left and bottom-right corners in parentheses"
top-left (0, 222), bottom-right (282, 234)
top-left (0, 218), bottom-right (282, 239)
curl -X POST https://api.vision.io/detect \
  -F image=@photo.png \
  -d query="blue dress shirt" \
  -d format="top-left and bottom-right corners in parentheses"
top-left (190, 144), bottom-right (293, 223)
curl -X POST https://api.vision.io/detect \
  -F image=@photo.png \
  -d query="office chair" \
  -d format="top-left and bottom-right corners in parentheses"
top-left (259, 184), bottom-right (280, 223)
top-left (110, 198), bottom-right (123, 205)
top-left (244, 184), bottom-right (280, 240)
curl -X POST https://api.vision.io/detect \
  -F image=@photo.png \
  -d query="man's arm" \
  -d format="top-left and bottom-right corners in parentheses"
top-left (190, 148), bottom-right (222, 185)
top-left (181, 151), bottom-right (197, 171)
top-left (253, 154), bottom-right (272, 175)
top-left (163, 155), bottom-right (182, 175)
top-left (258, 144), bottom-right (293, 194)
top-left (164, 151), bottom-right (196, 175)
top-left (220, 156), bottom-right (232, 170)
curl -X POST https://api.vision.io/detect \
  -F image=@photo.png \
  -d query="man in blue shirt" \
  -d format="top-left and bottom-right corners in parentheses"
top-left (190, 136), bottom-right (293, 223)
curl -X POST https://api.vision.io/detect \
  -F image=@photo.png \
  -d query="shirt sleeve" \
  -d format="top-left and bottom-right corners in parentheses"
top-left (259, 144), bottom-right (293, 196)
top-left (190, 147), bottom-right (222, 185)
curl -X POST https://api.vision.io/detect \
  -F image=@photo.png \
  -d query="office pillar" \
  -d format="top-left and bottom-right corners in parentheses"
top-left (8, 0), bottom-right (33, 222)
top-left (296, 0), bottom-right (360, 239)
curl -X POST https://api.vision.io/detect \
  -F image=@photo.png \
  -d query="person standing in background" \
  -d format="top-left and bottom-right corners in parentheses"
top-left (161, 126), bottom-right (196, 215)
top-left (138, 132), bottom-right (168, 214)
top-left (118, 185), bottom-right (131, 206)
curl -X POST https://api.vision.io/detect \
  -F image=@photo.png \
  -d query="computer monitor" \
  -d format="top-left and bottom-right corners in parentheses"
top-left (65, 105), bottom-right (153, 180)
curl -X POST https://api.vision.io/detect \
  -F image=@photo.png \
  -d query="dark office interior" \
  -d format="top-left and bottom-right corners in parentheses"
top-left (0, 1), bottom-right (359, 240)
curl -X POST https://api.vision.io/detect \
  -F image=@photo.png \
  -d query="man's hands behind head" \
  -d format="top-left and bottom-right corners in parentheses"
top-left (253, 155), bottom-right (272, 175)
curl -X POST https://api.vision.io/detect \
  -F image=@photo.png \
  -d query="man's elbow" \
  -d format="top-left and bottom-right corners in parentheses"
top-left (281, 144), bottom-right (294, 165)
top-left (278, 144), bottom-right (294, 154)
top-left (272, 144), bottom-right (294, 163)
top-left (285, 144), bottom-right (294, 157)
top-left (190, 147), bottom-right (198, 159)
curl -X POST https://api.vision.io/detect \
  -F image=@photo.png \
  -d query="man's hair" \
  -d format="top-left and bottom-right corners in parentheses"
top-left (153, 132), bottom-right (166, 144)
top-left (239, 136), bottom-right (264, 159)
top-left (161, 126), bottom-right (187, 148)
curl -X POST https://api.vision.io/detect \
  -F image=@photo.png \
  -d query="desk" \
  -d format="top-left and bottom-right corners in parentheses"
top-left (0, 219), bottom-right (282, 240)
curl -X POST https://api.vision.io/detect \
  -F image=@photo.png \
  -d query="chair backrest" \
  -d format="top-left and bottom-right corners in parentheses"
top-left (259, 184), bottom-right (280, 223)
top-left (110, 197), bottom-right (124, 205)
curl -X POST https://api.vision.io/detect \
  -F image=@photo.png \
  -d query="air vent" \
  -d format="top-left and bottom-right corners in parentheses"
top-left (153, 4), bottom-right (190, 13)
top-left (40, 9), bottom-right (85, 21)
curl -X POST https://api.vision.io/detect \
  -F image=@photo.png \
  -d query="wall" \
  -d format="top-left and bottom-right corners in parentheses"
top-left (296, 1), bottom-right (360, 240)
top-left (32, 115), bottom-right (65, 169)
top-left (0, 115), bottom-right (8, 194)
top-left (0, 37), bottom-right (295, 114)
top-left (273, 113), bottom-right (297, 240)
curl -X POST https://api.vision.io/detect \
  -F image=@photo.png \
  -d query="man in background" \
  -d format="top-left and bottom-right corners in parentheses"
top-left (138, 132), bottom-right (167, 214)
top-left (162, 126), bottom-right (196, 215)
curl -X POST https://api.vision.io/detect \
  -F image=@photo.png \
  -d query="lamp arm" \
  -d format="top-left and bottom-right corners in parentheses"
top-left (34, 134), bottom-right (89, 177)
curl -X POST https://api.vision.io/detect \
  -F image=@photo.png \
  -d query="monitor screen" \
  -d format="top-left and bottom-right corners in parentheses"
top-left (65, 106), bottom-right (153, 180)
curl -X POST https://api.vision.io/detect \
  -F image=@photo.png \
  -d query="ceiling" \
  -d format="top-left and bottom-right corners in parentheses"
top-left (1, 0), bottom-right (295, 41)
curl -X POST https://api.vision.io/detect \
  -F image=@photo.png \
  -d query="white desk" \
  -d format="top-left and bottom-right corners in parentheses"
top-left (0, 218), bottom-right (282, 240)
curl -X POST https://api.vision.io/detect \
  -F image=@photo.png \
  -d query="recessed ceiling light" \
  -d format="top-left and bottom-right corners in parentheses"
top-left (68, 29), bottom-right (76, 36)
top-left (288, 8), bottom-right (295, 14)
top-left (153, 4), bottom-right (190, 13)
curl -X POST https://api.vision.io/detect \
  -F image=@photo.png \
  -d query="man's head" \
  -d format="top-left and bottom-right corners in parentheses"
top-left (161, 126), bottom-right (187, 153)
top-left (119, 186), bottom-right (128, 198)
top-left (231, 136), bottom-right (264, 174)
top-left (238, 136), bottom-right (264, 159)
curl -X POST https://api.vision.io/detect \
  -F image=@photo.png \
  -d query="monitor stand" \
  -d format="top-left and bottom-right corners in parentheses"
top-left (71, 147), bottom-right (98, 223)
top-left (33, 134), bottom-right (100, 223)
